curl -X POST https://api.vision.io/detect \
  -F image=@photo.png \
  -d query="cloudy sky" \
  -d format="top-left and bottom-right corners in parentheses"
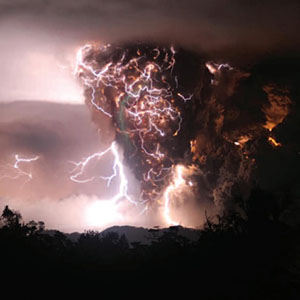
top-left (0, 0), bottom-right (299, 231)
top-left (1, 0), bottom-right (299, 103)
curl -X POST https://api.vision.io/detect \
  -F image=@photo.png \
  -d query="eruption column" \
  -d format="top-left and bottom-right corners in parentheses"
top-left (74, 43), bottom-right (197, 226)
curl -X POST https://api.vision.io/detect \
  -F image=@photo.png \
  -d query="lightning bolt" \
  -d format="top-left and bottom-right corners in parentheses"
top-left (0, 154), bottom-right (39, 184)
top-left (69, 141), bottom-right (135, 205)
top-left (74, 43), bottom-right (196, 226)
top-left (163, 165), bottom-right (186, 226)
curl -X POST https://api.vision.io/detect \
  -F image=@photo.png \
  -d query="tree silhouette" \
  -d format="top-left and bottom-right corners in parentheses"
top-left (1, 205), bottom-right (22, 228)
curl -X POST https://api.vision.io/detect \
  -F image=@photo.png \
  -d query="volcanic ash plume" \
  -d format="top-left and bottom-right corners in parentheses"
top-left (262, 84), bottom-right (291, 132)
top-left (75, 43), bottom-right (292, 227)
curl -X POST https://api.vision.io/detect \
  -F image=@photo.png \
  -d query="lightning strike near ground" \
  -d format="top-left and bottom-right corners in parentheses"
top-left (74, 43), bottom-right (197, 225)
top-left (69, 141), bottom-right (134, 204)
top-left (163, 165), bottom-right (186, 226)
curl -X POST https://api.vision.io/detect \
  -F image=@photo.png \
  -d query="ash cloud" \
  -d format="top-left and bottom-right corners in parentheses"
top-left (1, 0), bottom-right (299, 59)
top-left (192, 55), bottom-right (300, 224)
top-left (1, 1), bottom-right (299, 111)
top-left (80, 42), bottom-right (300, 227)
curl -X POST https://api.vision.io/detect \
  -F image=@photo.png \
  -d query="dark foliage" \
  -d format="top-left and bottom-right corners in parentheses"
top-left (0, 189), bottom-right (300, 298)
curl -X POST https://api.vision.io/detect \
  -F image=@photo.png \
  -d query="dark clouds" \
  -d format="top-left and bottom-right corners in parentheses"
top-left (194, 58), bottom-right (300, 224)
top-left (0, 101), bottom-right (103, 154)
top-left (1, 0), bottom-right (299, 105)
top-left (0, 101), bottom-right (115, 200)
top-left (0, 0), bottom-right (299, 60)
top-left (0, 122), bottom-right (64, 157)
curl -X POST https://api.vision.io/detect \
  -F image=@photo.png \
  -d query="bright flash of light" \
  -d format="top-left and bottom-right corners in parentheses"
top-left (69, 141), bottom-right (144, 227)
top-left (163, 164), bottom-right (192, 226)
top-left (0, 154), bottom-right (39, 184)
top-left (85, 200), bottom-right (123, 228)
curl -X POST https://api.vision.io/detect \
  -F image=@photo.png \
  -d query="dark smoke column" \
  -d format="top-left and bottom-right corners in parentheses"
top-left (76, 43), bottom-right (207, 205)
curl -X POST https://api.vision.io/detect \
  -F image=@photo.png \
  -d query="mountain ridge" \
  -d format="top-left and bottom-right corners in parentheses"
top-left (44, 225), bottom-right (201, 245)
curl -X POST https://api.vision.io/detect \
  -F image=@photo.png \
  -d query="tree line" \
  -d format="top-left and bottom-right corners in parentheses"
top-left (0, 187), bottom-right (299, 299)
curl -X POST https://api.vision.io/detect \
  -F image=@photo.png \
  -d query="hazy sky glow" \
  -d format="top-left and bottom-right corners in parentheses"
top-left (0, 25), bottom-right (84, 104)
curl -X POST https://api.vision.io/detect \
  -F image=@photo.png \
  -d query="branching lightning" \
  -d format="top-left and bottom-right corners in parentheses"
top-left (69, 141), bottom-right (134, 204)
top-left (74, 43), bottom-right (196, 225)
top-left (66, 44), bottom-right (294, 227)
top-left (0, 154), bottom-right (39, 184)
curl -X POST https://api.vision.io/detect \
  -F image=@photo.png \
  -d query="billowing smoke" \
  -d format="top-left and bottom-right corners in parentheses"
top-left (77, 42), bottom-right (295, 227)
top-left (77, 44), bottom-right (204, 200)
top-left (190, 59), bottom-right (293, 216)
